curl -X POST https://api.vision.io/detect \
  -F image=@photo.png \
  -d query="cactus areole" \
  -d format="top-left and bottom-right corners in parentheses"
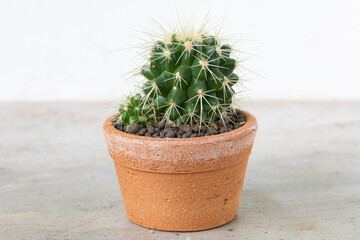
top-left (116, 29), bottom-right (243, 130)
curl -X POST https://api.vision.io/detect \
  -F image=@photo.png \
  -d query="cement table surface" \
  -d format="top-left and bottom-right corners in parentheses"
top-left (1, 101), bottom-right (359, 240)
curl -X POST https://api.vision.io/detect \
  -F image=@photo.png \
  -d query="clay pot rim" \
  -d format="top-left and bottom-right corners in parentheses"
top-left (103, 109), bottom-right (257, 147)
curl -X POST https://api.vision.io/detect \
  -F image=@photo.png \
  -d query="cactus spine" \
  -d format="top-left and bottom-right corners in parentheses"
top-left (117, 28), bottom-right (241, 128)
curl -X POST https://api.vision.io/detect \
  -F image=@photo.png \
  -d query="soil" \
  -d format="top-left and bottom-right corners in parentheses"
top-left (113, 111), bottom-right (246, 138)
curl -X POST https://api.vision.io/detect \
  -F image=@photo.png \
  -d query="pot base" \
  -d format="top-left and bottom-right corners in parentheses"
top-left (114, 161), bottom-right (247, 232)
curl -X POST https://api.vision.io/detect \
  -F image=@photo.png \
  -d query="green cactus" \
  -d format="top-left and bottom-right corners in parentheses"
top-left (116, 29), bottom-right (241, 128)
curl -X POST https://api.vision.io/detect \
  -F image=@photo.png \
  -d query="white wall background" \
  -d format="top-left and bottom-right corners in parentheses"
top-left (0, 0), bottom-right (359, 101)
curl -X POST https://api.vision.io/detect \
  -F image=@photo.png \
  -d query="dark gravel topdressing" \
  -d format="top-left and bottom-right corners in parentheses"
top-left (113, 111), bottom-right (246, 138)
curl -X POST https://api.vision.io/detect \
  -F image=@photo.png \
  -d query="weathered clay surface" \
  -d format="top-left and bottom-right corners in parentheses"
top-left (103, 110), bottom-right (258, 231)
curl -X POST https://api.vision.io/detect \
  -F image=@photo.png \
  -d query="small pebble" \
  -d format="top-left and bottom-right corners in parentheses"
top-left (182, 133), bottom-right (191, 138)
top-left (157, 121), bottom-right (166, 130)
top-left (152, 132), bottom-right (160, 138)
top-left (200, 125), bottom-right (207, 132)
top-left (145, 132), bottom-right (152, 137)
top-left (190, 133), bottom-right (198, 138)
top-left (219, 127), bottom-right (226, 133)
top-left (183, 126), bottom-right (192, 133)
top-left (192, 126), bottom-right (200, 132)
top-left (114, 123), bottom-right (122, 131)
top-left (150, 230), bottom-right (155, 234)
top-left (207, 127), bottom-right (218, 135)
top-left (165, 130), bottom-right (176, 138)
top-left (127, 124), bottom-right (141, 134)
top-left (146, 124), bottom-right (155, 134)
top-left (234, 122), bottom-right (242, 129)
top-left (137, 128), bottom-right (147, 136)
top-left (185, 130), bottom-right (193, 135)
top-left (237, 114), bottom-right (245, 123)
top-left (160, 131), bottom-right (165, 138)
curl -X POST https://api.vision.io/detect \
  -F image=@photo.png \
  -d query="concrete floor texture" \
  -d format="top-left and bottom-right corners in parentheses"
top-left (0, 100), bottom-right (359, 240)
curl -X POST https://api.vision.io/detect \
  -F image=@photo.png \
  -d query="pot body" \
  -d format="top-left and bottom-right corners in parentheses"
top-left (103, 110), bottom-right (257, 231)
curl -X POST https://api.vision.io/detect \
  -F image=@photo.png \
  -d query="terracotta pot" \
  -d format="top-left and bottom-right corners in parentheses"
top-left (103, 110), bottom-right (257, 231)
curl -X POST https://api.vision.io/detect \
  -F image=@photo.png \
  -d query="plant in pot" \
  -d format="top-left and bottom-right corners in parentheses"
top-left (103, 22), bottom-right (258, 231)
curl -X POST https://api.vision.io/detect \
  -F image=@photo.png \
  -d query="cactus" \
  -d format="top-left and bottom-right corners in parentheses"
top-left (116, 27), bottom-right (241, 128)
